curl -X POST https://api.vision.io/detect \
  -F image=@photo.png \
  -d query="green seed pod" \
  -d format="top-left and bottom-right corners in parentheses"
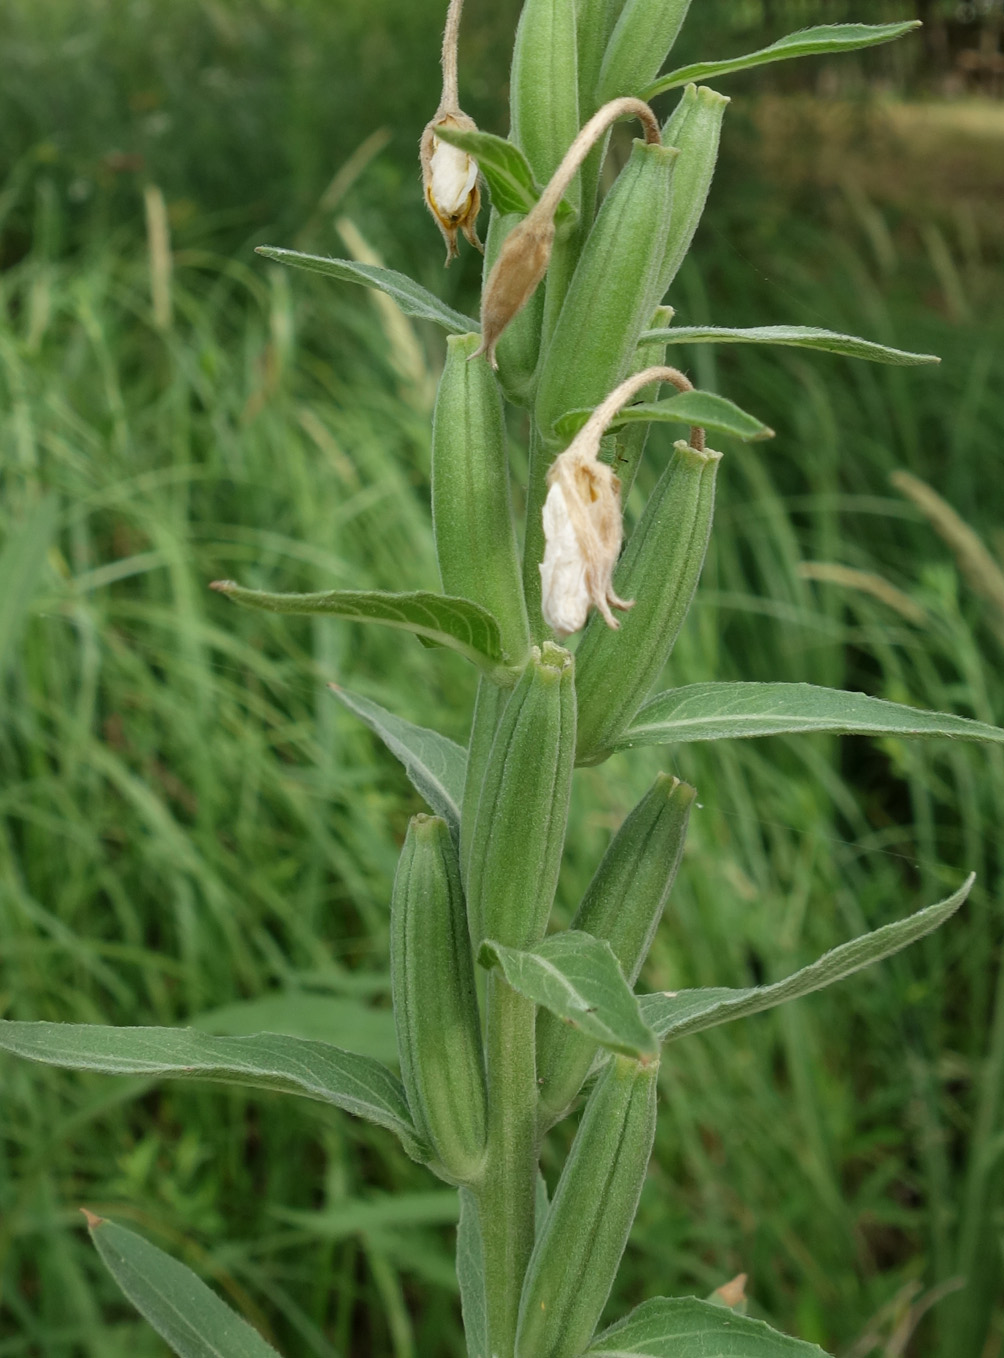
top-left (483, 210), bottom-right (544, 408)
top-left (596, 0), bottom-right (693, 103)
top-left (510, 0), bottom-right (580, 201)
top-left (658, 84), bottom-right (729, 297)
top-left (575, 0), bottom-right (627, 118)
top-left (534, 139), bottom-right (678, 440)
top-left (391, 814), bottom-right (487, 1183)
top-left (432, 331), bottom-right (529, 663)
top-left (537, 774), bottom-right (694, 1123)
top-left (515, 1056), bottom-right (659, 1358)
top-left (466, 644), bottom-right (576, 950)
top-left (609, 303), bottom-right (674, 501)
top-left (460, 675), bottom-right (508, 890)
top-left (575, 439), bottom-right (721, 763)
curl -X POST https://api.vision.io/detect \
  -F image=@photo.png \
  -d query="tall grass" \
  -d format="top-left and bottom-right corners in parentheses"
top-left (1, 1), bottom-right (1003, 1353)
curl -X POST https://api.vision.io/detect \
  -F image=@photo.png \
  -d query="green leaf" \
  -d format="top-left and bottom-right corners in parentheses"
top-left (432, 124), bottom-right (538, 216)
top-left (642, 21), bottom-right (921, 98)
top-left (255, 246), bottom-right (477, 334)
top-left (477, 931), bottom-right (658, 1061)
top-left (610, 682), bottom-right (1004, 752)
top-left (329, 684), bottom-right (467, 836)
top-left (457, 1189), bottom-right (489, 1358)
top-left (553, 391), bottom-right (774, 444)
top-left (586, 1295), bottom-right (832, 1355)
top-left (642, 324), bottom-right (939, 366)
top-left (210, 581), bottom-right (512, 679)
top-left (86, 1215), bottom-right (282, 1358)
top-left (0, 1021), bottom-right (427, 1160)
top-left (639, 877), bottom-right (973, 1043)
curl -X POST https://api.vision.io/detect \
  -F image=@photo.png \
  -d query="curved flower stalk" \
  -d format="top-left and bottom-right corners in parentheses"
top-left (540, 365), bottom-right (704, 639)
top-left (420, 0), bottom-right (484, 263)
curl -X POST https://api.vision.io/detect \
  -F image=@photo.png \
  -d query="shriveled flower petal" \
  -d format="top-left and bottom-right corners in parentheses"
top-left (540, 482), bottom-right (590, 639)
top-left (428, 138), bottom-right (478, 218)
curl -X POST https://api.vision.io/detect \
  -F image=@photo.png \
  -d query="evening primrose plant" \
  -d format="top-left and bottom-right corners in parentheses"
top-left (3, 4), bottom-right (1004, 1356)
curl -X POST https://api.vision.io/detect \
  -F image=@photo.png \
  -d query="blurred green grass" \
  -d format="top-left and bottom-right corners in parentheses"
top-left (2, 1), bottom-right (1003, 1355)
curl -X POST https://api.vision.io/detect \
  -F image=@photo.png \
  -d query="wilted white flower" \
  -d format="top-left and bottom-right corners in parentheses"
top-left (421, 115), bottom-right (483, 264)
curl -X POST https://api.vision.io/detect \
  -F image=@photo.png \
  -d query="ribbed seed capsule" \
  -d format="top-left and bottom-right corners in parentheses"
top-left (509, 0), bottom-right (580, 200)
top-left (534, 139), bottom-right (678, 440)
top-left (391, 815), bottom-right (487, 1183)
top-left (657, 84), bottom-right (729, 297)
top-left (596, 0), bottom-right (693, 103)
top-left (466, 644), bottom-right (576, 950)
top-left (537, 774), bottom-right (694, 1123)
top-left (460, 675), bottom-right (508, 891)
top-left (432, 332), bottom-right (529, 663)
top-left (575, 0), bottom-right (626, 119)
top-left (483, 210), bottom-right (544, 408)
top-left (575, 439), bottom-right (721, 763)
top-left (515, 1056), bottom-right (659, 1358)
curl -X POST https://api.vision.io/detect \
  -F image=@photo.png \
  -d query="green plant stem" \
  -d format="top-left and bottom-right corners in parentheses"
top-left (479, 971), bottom-right (540, 1355)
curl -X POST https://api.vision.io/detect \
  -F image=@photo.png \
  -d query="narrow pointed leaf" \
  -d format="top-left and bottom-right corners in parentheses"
top-left (642, 324), bottom-right (939, 366)
top-left (329, 684), bottom-right (466, 835)
top-left (610, 682), bottom-right (1004, 752)
top-left (639, 876), bottom-right (973, 1043)
top-left (642, 21), bottom-right (922, 98)
top-left (255, 247), bottom-right (477, 334)
top-left (457, 1189), bottom-right (490, 1358)
top-left (586, 1295), bottom-right (831, 1355)
top-left (211, 581), bottom-right (510, 678)
top-left (0, 1021), bottom-right (426, 1160)
top-left (86, 1216), bottom-right (281, 1358)
top-left (433, 124), bottom-right (576, 225)
top-left (553, 391), bottom-right (773, 444)
top-left (477, 932), bottom-right (658, 1061)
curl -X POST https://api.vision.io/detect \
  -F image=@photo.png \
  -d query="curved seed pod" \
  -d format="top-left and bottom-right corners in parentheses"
top-left (432, 332), bottom-right (529, 663)
top-left (483, 210), bottom-right (544, 408)
top-left (611, 303), bottom-right (674, 502)
top-left (391, 814), bottom-right (487, 1183)
top-left (466, 644), bottom-right (576, 950)
top-left (515, 1056), bottom-right (659, 1358)
top-left (596, 0), bottom-right (693, 103)
top-left (537, 774), bottom-right (694, 1123)
top-left (510, 0), bottom-right (580, 200)
top-left (575, 439), bottom-right (721, 763)
top-left (460, 675), bottom-right (508, 891)
top-left (534, 139), bottom-right (678, 440)
top-left (657, 84), bottom-right (729, 298)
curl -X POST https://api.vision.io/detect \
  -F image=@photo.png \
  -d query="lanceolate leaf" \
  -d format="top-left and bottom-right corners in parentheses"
top-left (87, 1216), bottom-right (282, 1358)
top-left (210, 581), bottom-right (511, 679)
top-left (433, 123), bottom-right (576, 224)
top-left (642, 21), bottom-right (921, 98)
top-left (329, 683), bottom-right (467, 836)
top-left (255, 247), bottom-right (477, 334)
top-left (478, 932), bottom-right (658, 1061)
top-left (610, 682), bottom-right (1004, 752)
top-left (0, 1021), bottom-right (427, 1160)
top-left (642, 324), bottom-right (939, 367)
top-left (639, 877), bottom-right (973, 1043)
top-left (586, 1295), bottom-right (832, 1355)
top-left (553, 391), bottom-right (773, 444)
top-left (457, 1189), bottom-right (490, 1358)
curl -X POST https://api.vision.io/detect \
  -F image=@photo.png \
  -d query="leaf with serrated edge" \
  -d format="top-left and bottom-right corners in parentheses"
top-left (478, 932), bottom-right (658, 1061)
top-left (586, 1295), bottom-right (832, 1355)
top-left (0, 1022), bottom-right (426, 1160)
top-left (87, 1216), bottom-right (281, 1358)
top-left (210, 582), bottom-right (512, 680)
top-left (643, 21), bottom-right (921, 98)
top-left (329, 684), bottom-right (466, 836)
top-left (610, 682), bottom-right (1004, 752)
top-left (255, 247), bottom-right (476, 334)
top-left (641, 324), bottom-right (939, 366)
top-left (553, 391), bottom-right (773, 443)
top-left (639, 877), bottom-right (973, 1043)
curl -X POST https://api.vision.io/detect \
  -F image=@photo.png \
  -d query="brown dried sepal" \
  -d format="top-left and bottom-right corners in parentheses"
top-left (474, 214), bottom-right (555, 368)
top-left (421, 110), bottom-right (484, 266)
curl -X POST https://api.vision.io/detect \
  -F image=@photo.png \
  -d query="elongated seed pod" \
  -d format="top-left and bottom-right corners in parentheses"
top-left (466, 644), bottom-right (576, 949)
top-left (596, 0), bottom-right (693, 103)
top-left (432, 332), bottom-right (529, 663)
top-left (515, 1056), bottom-right (659, 1358)
top-left (575, 0), bottom-right (626, 119)
top-left (657, 84), bottom-right (728, 298)
top-left (484, 210), bottom-right (544, 408)
top-left (535, 140), bottom-right (678, 440)
top-left (460, 675), bottom-right (508, 890)
top-left (537, 774), bottom-right (694, 1123)
top-left (575, 439), bottom-right (721, 763)
top-left (391, 815), bottom-right (487, 1183)
top-left (510, 0), bottom-right (580, 200)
